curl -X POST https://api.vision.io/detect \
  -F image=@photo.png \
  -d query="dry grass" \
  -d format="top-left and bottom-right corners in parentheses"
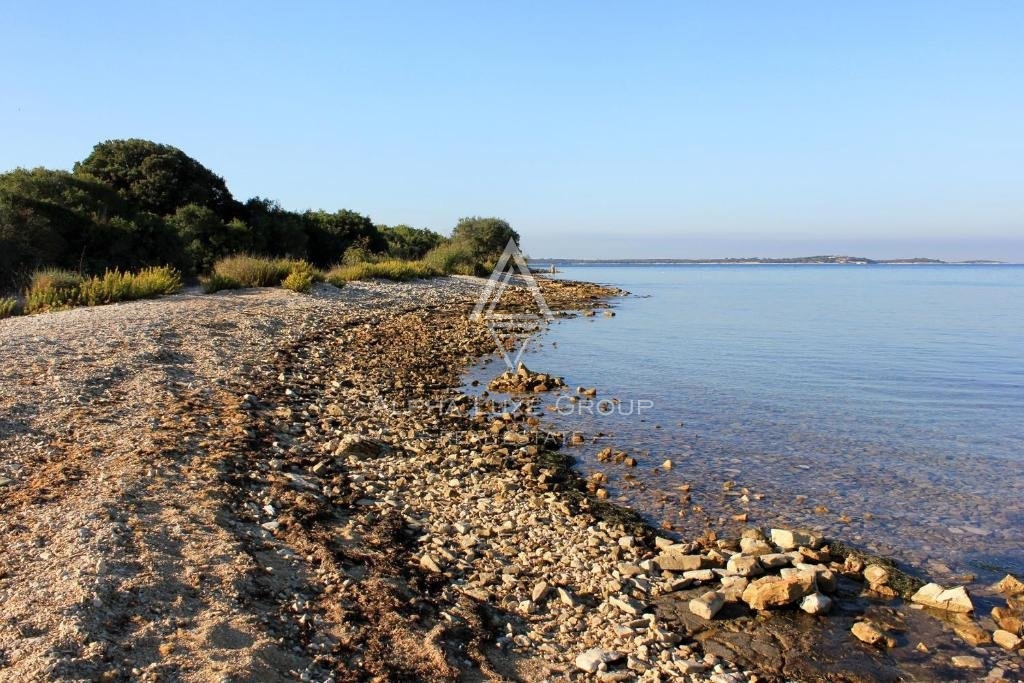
top-left (207, 255), bottom-right (321, 293)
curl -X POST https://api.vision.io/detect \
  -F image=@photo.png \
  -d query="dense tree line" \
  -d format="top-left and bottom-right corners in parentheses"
top-left (0, 139), bottom-right (519, 290)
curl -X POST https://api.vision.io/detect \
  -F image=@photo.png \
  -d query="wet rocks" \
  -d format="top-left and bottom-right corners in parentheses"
top-left (992, 606), bottom-right (1023, 635)
top-left (910, 582), bottom-right (974, 613)
top-left (799, 592), bottom-right (832, 615)
top-left (851, 621), bottom-right (886, 646)
top-left (993, 629), bottom-right (1022, 651)
top-left (741, 573), bottom-right (815, 610)
top-left (689, 591), bottom-right (726, 620)
top-left (488, 362), bottom-right (565, 393)
top-left (769, 528), bottom-right (823, 551)
top-left (995, 574), bottom-right (1024, 596)
top-left (951, 655), bottom-right (984, 669)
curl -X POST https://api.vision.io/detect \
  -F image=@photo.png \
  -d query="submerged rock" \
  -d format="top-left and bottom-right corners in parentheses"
top-left (851, 621), bottom-right (886, 646)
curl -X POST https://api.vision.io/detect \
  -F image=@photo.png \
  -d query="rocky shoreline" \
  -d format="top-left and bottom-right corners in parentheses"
top-left (1, 276), bottom-right (1021, 681)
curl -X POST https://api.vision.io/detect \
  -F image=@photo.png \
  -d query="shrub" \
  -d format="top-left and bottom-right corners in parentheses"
top-left (24, 266), bottom-right (181, 313)
top-left (201, 273), bottom-right (242, 293)
top-left (325, 259), bottom-right (439, 285)
top-left (0, 296), bottom-right (20, 319)
top-left (24, 268), bottom-right (84, 313)
top-left (210, 255), bottom-right (320, 290)
top-left (421, 242), bottom-right (483, 276)
top-left (281, 262), bottom-right (317, 293)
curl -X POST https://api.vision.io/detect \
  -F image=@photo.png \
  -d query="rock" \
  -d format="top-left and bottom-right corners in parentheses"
top-left (770, 528), bottom-right (823, 551)
top-left (719, 576), bottom-right (749, 601)
top-left (689, 591), bottom-right (726, 620)
top-left (800, 592), bottom-right (832, 615)
top-left (911, 583), bottom-right (974, 613)
top-left (531, 580), bottom-right (549, 603)
top-left (609, 595), bottom-right (647, 616)
top-left (420, 554), bottom-right (442, 573)
top-left (739, 538), bottom-right (774, 556)
top-left (657, 554), bottom-right (707, 572)
top-left (952, 619), bottom-right (991, 646)
top-left (863, 564), bottom-right (890, 586)
top-left (993, 629), bottom-right (1023, 651)
top-left (758, 553), bottom-right (792, 570)
top-left (556, 587), bottom-right (577, 607)
top-left (992, 607), bottom-right (1023, 635)
top-left (336, 434), bottom-right (391, 460)
top-left (851, 621), bottom-right (885, 646)
top-left (995, 574), bottom-right (1024, 596)
top-left (741, 573), bottom-right (815, 610)
top-left (726, 555), bottom-right (763, 577)
top-left (682, 569), bottom-right (716, 582)
top-left (950, 656), bottom-right (984, 669)
top-left (575, 647), bottom-right (623, 674)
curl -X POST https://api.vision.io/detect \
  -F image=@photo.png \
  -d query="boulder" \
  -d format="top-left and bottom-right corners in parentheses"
top-left (863, 564), bottom-right (890, 586)
top-left (741, 573), bottom-right (815, 610)
top-left (995, 574), bottom-right (1024, 596)
top-left (689, 590), bottom-right (726, 620)
top-left (770, 528), bottom-right (823, 551)
top-left (655, 554), bottom-right (707, 572)
top-left (910, 583), bottom-right (974, 613)
top-left (994, 629), bottom-right (1023, 651)
top-left (726, 555), bottom-right (764, 577)
top-left (800, 592), bottom-right (832, 615)
top-left (851, 621), bottom-right (885, 646)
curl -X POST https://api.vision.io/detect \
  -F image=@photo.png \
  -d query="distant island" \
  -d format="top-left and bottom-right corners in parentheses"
top-left (530, 255), bottom-right (1007, 266)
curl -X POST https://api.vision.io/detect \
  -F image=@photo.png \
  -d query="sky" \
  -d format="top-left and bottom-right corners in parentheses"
top-left (2, 1), bottom-right (1022, 260)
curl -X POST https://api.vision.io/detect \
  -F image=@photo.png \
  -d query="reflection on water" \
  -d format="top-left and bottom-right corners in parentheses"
top-left (465, 265), bottom-right (1024, 586)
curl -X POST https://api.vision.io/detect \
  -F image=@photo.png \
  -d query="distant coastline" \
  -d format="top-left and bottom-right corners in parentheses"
top-left (530, 255), bottom-right (1010, 266)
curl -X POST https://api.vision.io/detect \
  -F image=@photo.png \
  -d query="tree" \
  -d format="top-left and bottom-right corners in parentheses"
top-left (244, 197), bottom-right (307, 258)
top-left (168, 204), bottom-right (249, 273)
top-left (303, 209), bottom-right (386, 268)
top-left (74, 139), bottom-right (242, 220)
top-left (451, 216), bottom-right (519, 258)
top-left (379, 224), bottom-right (445, 260)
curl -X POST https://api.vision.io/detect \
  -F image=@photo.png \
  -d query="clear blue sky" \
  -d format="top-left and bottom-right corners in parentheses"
top-left (2, 2), bottom-right (1022, 260)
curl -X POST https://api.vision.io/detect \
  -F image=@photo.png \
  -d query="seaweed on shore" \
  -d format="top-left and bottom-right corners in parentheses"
top-left (828, 540), bottom-right (925, 599)
top-left (533, 448), bottom-right (656, 543)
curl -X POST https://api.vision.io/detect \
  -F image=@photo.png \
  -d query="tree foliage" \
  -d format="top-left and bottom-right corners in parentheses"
top-left (74, 139), bottom-right (241, 220)
top-left (451, 216), bottom-right (519, 258)
top-left (0, 139), bottom-right (521, 291)
top-left (379, 224), bottom-right (445, 260)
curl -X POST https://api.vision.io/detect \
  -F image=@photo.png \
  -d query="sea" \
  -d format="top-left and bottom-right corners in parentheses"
top-left (465, 264), bottom-right (1024, 587)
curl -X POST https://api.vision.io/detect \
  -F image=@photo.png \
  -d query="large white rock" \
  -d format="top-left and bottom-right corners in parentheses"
top-left (689, 590), bottom-right (726, 619)
top-left (910, 583), bottom-right (974, 613)
top-left (575, 647), bottom-right (622, 673)
top-left (770, 528), bottom-right (823, 551)
top-left (800, 592), bottom-right (833, 615)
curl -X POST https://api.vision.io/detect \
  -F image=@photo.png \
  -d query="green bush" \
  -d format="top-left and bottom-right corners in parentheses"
top-left (24, 266), bottom-right (181, 313)
top-left (24, 268), bottom-right (84, 313)
top-left (282, 267), bottom-right (315, 293)
top-left (325, 259), bottom-right (439, 285)
top-left (211, 255), bottom-right (320, 289)
top-left (201, 273), bottom-right (242, 293)
top-left (421, 242), bottom-right (483, 276)
top-left (0, 296), bottom-right (20, 319)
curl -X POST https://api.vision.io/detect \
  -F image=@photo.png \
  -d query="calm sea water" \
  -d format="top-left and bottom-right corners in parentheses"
top-left (469, 265), bottom-right (1024, 584)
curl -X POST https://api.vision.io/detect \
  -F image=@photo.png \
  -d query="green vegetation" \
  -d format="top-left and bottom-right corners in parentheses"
top-left (1, 138), bottom-right (521, 313)
top-left (22, 266), bottom-right (181, 314)
top-left (0, 296), bottom-right (20, 319)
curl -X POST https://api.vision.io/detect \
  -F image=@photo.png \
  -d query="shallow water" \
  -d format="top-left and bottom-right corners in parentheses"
top-left (465, 264), bottom-right (1024, 586)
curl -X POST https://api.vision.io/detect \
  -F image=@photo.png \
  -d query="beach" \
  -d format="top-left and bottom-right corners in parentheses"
top-left (1, 276), bottom-right (1021, 682)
